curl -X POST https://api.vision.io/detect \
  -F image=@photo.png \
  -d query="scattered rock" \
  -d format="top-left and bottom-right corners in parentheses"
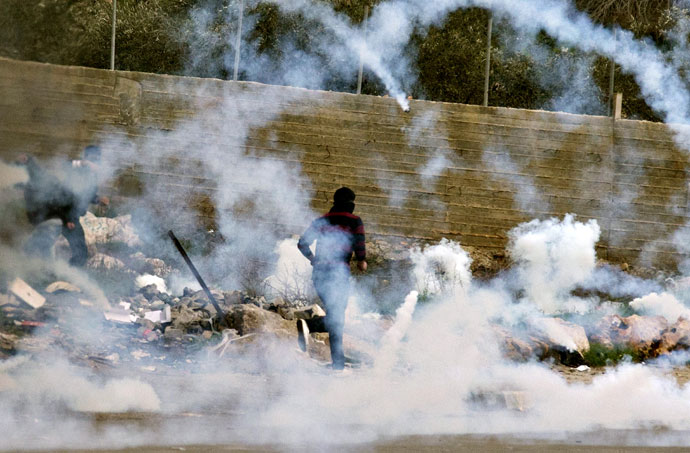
top-left (129, 252), bottom-right (172, 277)
top-left (164, 328), bottom-right (184, 340)
top-left (0, 293), bottom-right (18, 307)
top-left (223, 291), bottom-right (243, 305)
top-left (227, 304), bottom-right (296, 338)
top-left (9, 278), bottom-right (45, 309)
top-left (171, 305), bottom-right (206, 330)
top-left (87, 253), bottom-right (128, 271)
top-left (657, 317), bottom-right (690, 355)
top-left (493, 326), bottom-right (534, 362)
top-left (531, 317), bottom-right (589, 365)
top-left (589, 314), bottom-right (668, 358)
top-left (130, 350), bottom-right (151, 360)
top-left (468, 389), bottom-right (529, 412)
top-left (81, 211), bottom-right (141, 248)
top-left (139, 284), bottom-right (160, 301)
top-left (293, 304), bottom-right (326, 320)
top-left (0, 332), bottom-right (18, 355)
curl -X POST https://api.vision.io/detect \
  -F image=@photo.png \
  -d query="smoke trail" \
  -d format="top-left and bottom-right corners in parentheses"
top-left (483, 147), bottom-right (549, 215)
top-left (375, 290), bottom-right (418, 373)
top-left (265, 0), bottom-right (411, 110)
top-left (255, 0), bottom-right (690, 146)
top-left (378, 108), bottom-right (450, 210)
top-left (12, 2), bottom-right (690, 451)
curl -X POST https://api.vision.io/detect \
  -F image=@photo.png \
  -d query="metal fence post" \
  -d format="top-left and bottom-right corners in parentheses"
top-left (110, 0), bottom-right (117, 70)
top-left (607, 28), bottom-right (617, 116)
top-left (483, 12), bottom-right (492, 107)
top-left (233, 0), bottom-right (244, 81)
top-left (356, 5), bottom-right (370, 95)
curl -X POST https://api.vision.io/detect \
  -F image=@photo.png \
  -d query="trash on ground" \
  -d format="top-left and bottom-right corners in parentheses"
top-left (9, 278), bottom-right (45, 309)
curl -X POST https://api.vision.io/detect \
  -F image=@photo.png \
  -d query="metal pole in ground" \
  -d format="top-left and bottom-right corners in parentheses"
top-left (110, 0), bottom-right (117, 70)
top-left (233, 0), bottom-right (244, 81)
top-left (168, 230), bottom-right (226, 324)
top-left (356, 5), bottom-right (370, 95)
top-left (607, 29), bottom-right (617, 116)
top-left (483, 12), bottom-right (492, 107)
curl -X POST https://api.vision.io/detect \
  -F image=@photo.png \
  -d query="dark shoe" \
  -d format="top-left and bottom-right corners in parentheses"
top-left (296, 319), bottom-right (309, 352)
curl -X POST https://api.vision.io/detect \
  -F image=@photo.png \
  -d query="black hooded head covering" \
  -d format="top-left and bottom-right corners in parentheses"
top-left (332, 187), bottom-right (355, 213)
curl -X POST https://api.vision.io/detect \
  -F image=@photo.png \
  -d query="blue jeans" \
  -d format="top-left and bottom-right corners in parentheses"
top-left (310, 263), bottom-right (350, 369)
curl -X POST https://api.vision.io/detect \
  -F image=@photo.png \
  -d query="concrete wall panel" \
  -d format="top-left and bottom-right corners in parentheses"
top-left (2, 57), bottom-right (690, 267)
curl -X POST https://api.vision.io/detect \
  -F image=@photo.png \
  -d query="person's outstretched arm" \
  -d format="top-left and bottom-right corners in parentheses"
top-left (297, 220), bottom-right (317, 263)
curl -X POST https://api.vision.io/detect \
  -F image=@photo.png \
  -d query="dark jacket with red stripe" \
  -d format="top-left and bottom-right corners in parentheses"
top-left (298, 207), bottom-right (366, 266)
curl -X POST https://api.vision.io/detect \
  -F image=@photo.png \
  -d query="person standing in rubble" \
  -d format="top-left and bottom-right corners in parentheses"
top-left (297, 187), bottom-right (367, 370)
top-left (18, 145), bottom-right (108, 267)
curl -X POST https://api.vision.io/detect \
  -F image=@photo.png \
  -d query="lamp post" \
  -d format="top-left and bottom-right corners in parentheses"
top-left (110, 0), bottom-right (116, 70)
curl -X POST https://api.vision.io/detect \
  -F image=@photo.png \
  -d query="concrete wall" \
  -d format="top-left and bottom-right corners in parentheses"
top-left (1, 57), bottom-right (688, 266)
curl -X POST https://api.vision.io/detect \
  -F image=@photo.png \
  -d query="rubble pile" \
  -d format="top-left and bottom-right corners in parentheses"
top-left (2, 214), bottom-right (690, 372)
top-left (0, 284), bottom-right (371, 374)
top-left (3, 264), bottom-right (690, 372)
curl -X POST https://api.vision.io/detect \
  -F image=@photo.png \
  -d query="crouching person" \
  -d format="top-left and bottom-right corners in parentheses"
top-left (297, 187), bottom-right (367, 370)
top-left (18, 145), bottom-right (107, 267)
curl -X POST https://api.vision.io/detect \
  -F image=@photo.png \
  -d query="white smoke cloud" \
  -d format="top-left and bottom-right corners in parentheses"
top-left (630, 291), bottom-right (690, 324)
top-left (12, 0), bottom-right (690, 450)
top-left (6, 214), bottom-right (690, 450)
top-left (509, 214), bottom-right (600, 313)
top-left (410, 238), bottom-right (472, 296)
top-left (264, 237), bottom-right (313, 301)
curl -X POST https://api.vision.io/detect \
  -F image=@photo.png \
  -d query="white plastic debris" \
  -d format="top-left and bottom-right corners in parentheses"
top-left (576, 365), bottom-right (590, 372)
top-left (104, 303), bottom-right (136, 323)
top-left (9, 278), bottom-right (45, 309)
top-left (144, 305), bottom-right (171, 323)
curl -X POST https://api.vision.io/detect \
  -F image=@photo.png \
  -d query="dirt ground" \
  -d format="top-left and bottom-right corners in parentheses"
top-left (21, 436), bottom-right (690, 452)
top-left (550, 363), bottom-right (690, 386)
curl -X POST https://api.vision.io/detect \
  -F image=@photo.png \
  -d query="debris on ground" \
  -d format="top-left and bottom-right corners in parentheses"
top-left (2, 230), bottom-right (690, 381)
top-left (9, 278), bottom-right (45, 309)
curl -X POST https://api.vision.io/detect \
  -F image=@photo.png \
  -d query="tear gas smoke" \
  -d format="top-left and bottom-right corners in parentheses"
top-left (9, 0), bottom-right (690, 450)
top-left (241, 0), bottom-right (690, 136)
top-left (509, 214), bottom-right (600, 314)
top-left (135, 273), bottom-right (169, 294)
top-left (375, 290), bottom-right (418, 373)
top-left (630, 291), bottom-right (690, 324)
top-left (378, 108), bottom-right (450, 210)
top-left (5, 216), bottom-right (690, 450)
top-left (264, 237), bottom-right (313, 301)
top-left (409, 238), bottom-right (471, 296)
top-left (483, 148), bottom-right (549, 215)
